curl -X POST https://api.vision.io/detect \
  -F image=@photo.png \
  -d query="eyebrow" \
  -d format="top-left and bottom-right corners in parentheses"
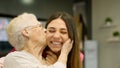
top-left (48, 27), bottom-right (67, 30)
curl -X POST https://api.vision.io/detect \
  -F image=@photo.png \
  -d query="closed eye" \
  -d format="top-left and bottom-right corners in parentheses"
top-left (61, 31), bottom-right (67, 34)
top-left (48, 29), bottom-right (55, 33)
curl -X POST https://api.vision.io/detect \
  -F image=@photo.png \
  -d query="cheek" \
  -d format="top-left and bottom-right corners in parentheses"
top-left (63, 35), bottom-right (69, 42)
top-left (46, 33), bottom-right (52, 41)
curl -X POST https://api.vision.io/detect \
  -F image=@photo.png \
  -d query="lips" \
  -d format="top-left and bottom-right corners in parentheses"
top-left (52, 42), bottom-right (61, 45)
top-left (48, 41), bottom-right (62, 53)
top-left (50, 41), bottom-right (63, 47)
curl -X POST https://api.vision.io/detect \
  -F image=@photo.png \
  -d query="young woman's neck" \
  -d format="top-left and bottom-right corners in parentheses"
top-left (43, 46), bottom-right (61, 57)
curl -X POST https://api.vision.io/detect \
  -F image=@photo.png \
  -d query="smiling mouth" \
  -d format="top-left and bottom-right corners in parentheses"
top-left (50, 41), bottom-right (63, 46)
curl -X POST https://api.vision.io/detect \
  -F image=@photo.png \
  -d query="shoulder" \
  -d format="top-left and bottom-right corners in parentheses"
top-left (4, 51), bottom-right (31, 64)
top-left (5, 51), bottom-right (29, 59)
top-left (5, 51), bottom-right (39, 62)
top-left (3, 51), bottom-right (40, 68)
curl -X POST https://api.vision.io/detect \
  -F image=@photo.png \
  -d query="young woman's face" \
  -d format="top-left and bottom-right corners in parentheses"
top-left (46, 18), bottom-right (69, 53)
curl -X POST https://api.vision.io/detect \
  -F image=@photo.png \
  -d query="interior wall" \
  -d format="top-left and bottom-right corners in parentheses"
top-left (0, 0), bottom-right (73, 19)
top-left (92, 0), bottom-right (120, 68)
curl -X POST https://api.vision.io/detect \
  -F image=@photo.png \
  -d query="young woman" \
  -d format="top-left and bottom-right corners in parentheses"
top-left (43, 11), bottom-right (81, 68)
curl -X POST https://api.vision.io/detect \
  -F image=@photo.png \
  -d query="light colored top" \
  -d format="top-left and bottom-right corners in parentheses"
top-left (3, 51), bottom-right (66, 68)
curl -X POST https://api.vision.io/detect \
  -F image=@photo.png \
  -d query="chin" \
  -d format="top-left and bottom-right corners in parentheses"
top-left (51, 49), bottom-right (61, 53)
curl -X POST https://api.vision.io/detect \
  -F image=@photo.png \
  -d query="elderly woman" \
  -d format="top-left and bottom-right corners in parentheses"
top-left (3, 13), bottom-right (73, 68)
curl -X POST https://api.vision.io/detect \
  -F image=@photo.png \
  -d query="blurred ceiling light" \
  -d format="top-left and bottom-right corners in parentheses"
top-left (21, 0), bottom-right (34, 5)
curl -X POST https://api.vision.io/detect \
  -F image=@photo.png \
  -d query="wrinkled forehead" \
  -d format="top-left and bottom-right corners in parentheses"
top-left (24, 16), bottom-right (40, 24)
top-left (9, 15), bottom-right (42, 32)
top-left (17, 13), bottom-right (41, 26)
top-left (18, 16), bottom-right (41, 28)
top-left (26, 20), bottom-right (41, 27)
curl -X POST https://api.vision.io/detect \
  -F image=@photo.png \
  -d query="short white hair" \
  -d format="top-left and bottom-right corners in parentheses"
top-left (6, 13), bottom-right (40, 50)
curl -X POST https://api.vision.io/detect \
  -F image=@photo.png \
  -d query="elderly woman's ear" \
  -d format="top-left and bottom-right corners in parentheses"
top-left (22, 29), bottom-right (29, 38)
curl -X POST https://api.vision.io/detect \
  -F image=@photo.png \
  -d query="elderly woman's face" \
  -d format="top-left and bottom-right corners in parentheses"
top-left (46, 18), bottom-right (69, 53)
top-left (27, 22), bottom-right (46, 46)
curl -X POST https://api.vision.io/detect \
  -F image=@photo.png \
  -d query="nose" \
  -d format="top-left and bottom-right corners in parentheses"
top-left (53, 32), bottom-right (60, 39)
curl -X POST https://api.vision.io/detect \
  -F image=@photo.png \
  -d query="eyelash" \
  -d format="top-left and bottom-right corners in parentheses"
top-left (48, 30), bottom-right (67, 34)
top-left (49, 30), bottom-right (55, 33)
top-left (61, 32), bottom-right (67, 34)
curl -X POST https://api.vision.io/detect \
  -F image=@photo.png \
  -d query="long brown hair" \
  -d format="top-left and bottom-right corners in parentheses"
top-left (45, 11), bottom-right (81, 68)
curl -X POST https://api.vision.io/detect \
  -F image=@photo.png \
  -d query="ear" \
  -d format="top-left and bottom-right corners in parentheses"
top-left (22, 29), bottom-right (29, 38)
